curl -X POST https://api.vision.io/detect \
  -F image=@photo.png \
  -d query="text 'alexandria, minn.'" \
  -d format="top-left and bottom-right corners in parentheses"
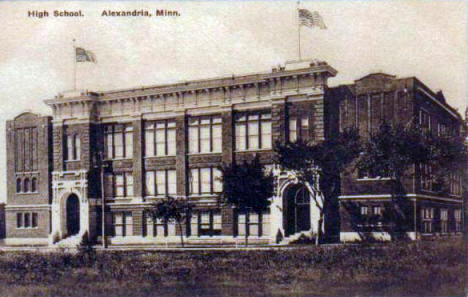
top-left (27, 10), bottom-right (181, 18)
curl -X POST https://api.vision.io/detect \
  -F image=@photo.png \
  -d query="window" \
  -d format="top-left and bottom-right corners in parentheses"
top-left (440, 209), bottom-right (448, 233)
top-left (289, 116), bottom-right (310, 142)
top-left (113, 212), bottom-right (133, 236)
top-left (104, 172), bottom-right (134, 198)
top-left (438, 123), bottom-right (448, 137)
top-left (454, 209), bottom-right (462, 232)
top-left (104, 124), bottom-right (133, 159)
top-left (421, 207), bottom-right (434, 233)
top-left (237, 211), bottom-right (268, 237)
top-left (23, 178), bottom-right (30, 193)
top-left (449, 173), bottom-right (462, 196)
top-left (16, 212), bottom-right (38, 229)
top-left (32, 213), bottom-right (38, 228)
top-left (15, 127), bottom-right (38, 172)
top-left (373, 206), bottom-right (382, 216)
top-left (360, 206), bottom-right (369, 215)
top-left (235, 112), bottom-right (271, 151)
top-left (358, 168), bottom-right (391, 179)
top-left (31, 178), bottom-right (37, 192)
top-left (421, 164), bottom-right (432, 191)
top-left (190, 210), bottom-right (222, 237)
top-left (16, 178), bottom-right (21, 193)
top-left (16, 213), bottom-right (22, 228)
top-left (66, 134), bottom-right (81, 161)
top-left (145, 169), bottom-right (176, 196)
top-left (188, 116), bottom-right (222, 154)
top-left (419, 109), bottom-right (431, 132)
top-left (189, 167), bottom-right (222, 195)
top-left (144, 213), bottom-right (175, 237)
top-left (145, 120), bottom-right (176, 157)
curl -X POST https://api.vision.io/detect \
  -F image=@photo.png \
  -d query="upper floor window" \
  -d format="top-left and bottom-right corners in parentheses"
top-left (16, 178), bottom-right (21, 193)
top-left (23, 178), bottom-right (30, 193)
top-left (235, 112), bottom-right (271, 151)
top-left (419, 109), bottom-right (431, 132)
top-left (189, 167), bottom-right (222, 195)
top-left (66, 134), bottom-right (81, 161)
top-left (104, 172), bottom-right (134, 198)
top-left (15, 127), bottom-right (38, 172)
top-left (420, 164), bottom-right (432, 191)
top-left (449, 172), bottom-right (462, 196)
top-left (289, 116), bottom-right (310, 143)
top-left (188, 116), bottom-right (222, 154)
top-left (145, 169), bottom-right (177, 196)
top-left (145, 120), bottom-right (176, 157)
top-left (454, 209), bottom-right (462, 232)
top-left (104, 124), bottom-right (133, 159)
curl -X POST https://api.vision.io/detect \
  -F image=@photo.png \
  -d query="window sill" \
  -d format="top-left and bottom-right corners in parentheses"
top-left (65, 160), bottom-right (81, 162)
top-left (16, 192), bottom-right (39, 195)
top-left (144, 155), bottom-right (176, 159)
top-left (16, 227), bottom-right (38, 230)
top-left (187, 152), bottom-right (222, 156)
top-left (234, 148), bottom-right (272, 153)
top-left (357, 177), bottom-right (392, 181)
top-left (104, 158), bottom-right (133, 161)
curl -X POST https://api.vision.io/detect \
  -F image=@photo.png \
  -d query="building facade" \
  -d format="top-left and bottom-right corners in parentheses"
top-left (333, 74), bottom-right (464, 241)
top-left (2, 61), bottom-right (464, 246)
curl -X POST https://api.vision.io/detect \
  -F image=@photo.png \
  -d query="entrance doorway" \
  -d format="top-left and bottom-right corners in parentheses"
top-left (66, 194), bottom-right (80, 236)
top-left (284, 185), bottom-right (311, 236)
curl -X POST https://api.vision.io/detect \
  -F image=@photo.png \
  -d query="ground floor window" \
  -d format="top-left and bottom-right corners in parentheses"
top-left (440, 209), bottom-right (448, 233)
top-left (421, 207), bottom-right (434, 233)
top-left (112, 212), bottom-right (133, 236)
top-left (16, 212), bottom-right (38, 229)
top-left (454, 209), bottom-right (462, 232)
top-left (237, 211), bottom-right (269, 237)
top-left (144, 212), bottom-right (176, 237)
top-left (190, 210), bottom-right (222, 237)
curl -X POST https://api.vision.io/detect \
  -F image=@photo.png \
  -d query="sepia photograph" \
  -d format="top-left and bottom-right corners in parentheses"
top-left (0, 1), bottom-right (466, 296)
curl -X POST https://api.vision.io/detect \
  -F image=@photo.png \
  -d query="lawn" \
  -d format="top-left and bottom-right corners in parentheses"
top-left (0, 238), bottom-right (465, 297)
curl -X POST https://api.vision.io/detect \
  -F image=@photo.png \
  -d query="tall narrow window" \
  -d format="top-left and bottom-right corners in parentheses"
top-left (31, 177), bottom-right (37, 192)
top-left (454, 209), bottom-right (462, 232)
top-left (235, 111), bottom-right (271, 151)
top-left (16, 178), bottom-right (21, 193)
top-left (440, 209), bottom-right (448, 233)
top-left (16, 213), bottom-right (23, 228)
top-left (74, 135), bottom-right (81, 160)
top-left (32, 213), bottom-right (38, 228)
top-left (23, 178), bottom-right (30, 193)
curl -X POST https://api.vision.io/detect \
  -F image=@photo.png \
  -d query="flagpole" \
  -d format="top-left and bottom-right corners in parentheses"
top-left (73, 39), bottom-right (77, 91)
top-left (297, 1), bottom-right (302, 61)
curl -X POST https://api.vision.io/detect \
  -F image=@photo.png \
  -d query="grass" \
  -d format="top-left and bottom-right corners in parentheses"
top-left (0, 238), bottom-right (465, 297)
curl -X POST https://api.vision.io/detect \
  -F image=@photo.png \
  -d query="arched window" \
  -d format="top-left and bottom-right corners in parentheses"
top-left (16, 178), bottom-right (22, 193)
top-left (23, 178), bottom-right (30, 193)
top-left (31, 178), bottom-right (37, 192)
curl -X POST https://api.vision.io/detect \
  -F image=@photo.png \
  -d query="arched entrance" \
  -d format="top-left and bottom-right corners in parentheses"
top-left (66, 194), bottom-right (80, 236)
top-left (284, 184), bottom-right (311, 236)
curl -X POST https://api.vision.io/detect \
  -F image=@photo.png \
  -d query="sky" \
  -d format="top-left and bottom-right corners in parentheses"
top-left (0, 0), bottom-right (466, 202)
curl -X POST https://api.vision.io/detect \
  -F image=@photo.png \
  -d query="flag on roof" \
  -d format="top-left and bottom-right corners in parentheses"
top-left (76, 47), bottom-right (97, 63)
top-left (298, 9), bottom-right (327, 29)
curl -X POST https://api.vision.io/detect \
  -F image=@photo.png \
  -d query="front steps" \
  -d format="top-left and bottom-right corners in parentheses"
top-left (55, 234), bottom-right (82, 248)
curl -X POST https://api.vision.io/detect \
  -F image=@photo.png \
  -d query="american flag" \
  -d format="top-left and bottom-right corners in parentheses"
top-left (76, 47), bottom-right (97, 63)
top-left (298, 9), bottom-right (327, 30)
